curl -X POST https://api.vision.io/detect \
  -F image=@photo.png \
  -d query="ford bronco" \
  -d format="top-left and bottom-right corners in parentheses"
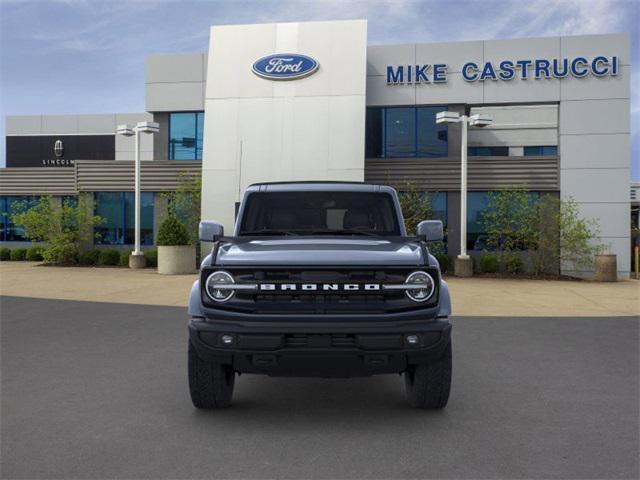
top-left (188, 182), bottom-right (452, 409)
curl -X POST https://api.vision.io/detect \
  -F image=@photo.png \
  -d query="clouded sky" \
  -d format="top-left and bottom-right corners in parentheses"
top-left (1, 0), bottom-right (638, 178)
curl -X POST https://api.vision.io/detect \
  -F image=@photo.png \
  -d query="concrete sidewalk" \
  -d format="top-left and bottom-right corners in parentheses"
top-left (0, 262), bottom-right (637, 317)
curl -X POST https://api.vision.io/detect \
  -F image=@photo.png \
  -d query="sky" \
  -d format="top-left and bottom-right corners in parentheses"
top-left (1, 0), bottom-right (638, 178)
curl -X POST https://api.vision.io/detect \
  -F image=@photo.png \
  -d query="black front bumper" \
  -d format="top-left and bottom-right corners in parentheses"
top-left (189, 317), bottom-right (451, 378)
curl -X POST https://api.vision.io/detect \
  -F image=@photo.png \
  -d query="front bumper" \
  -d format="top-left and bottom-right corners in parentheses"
top-left (189, 317), bottom-right (452, 377)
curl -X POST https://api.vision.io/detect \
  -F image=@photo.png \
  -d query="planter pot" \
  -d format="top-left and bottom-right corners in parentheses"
top-left (594, 254), bottom-right (617, 282)
top-left (157, 245), bottom-right (196, 275)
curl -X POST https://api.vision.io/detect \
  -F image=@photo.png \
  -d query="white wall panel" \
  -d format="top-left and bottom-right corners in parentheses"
top-left (77, 115), bottom-right (116, 134)
top-left (6, 116), bottom-right (42, 134)
top-left (483, 77), bottom-right (561, 103)
top-left (415, 73), bottom-right (483, 104)
top-left (366, 44), bottom-right (415, 77)
top-left (576, 202), bottom-right (629, 238)
top-left (469, 128), bottom-right (557, 147)
top-left (201, 20), bottom-right (367, 230)
top-left (328, 95), bottom-right (366, 171)
top-left (415, 40), bottom-right (483, 73)
top-left (483, 36), bottom-right (561, 64)
top-left (560, 65), bottom-right (630, 101)
top-left (560, 134), bottom-right (629, 169)
top-left (41, 116), bottom-right (78, 134)
top-left (146, 82), bottom-right (205, 112)
top-left (560, 99), bottom-right (629, 135)
top-left (366, 76), bottom-right (414, 106)
top-left (145, 53), bottom-right (205, 83)
top-left (560, 168), bottom-right (629, 203)
top-left (560, 33), bottom-right (630, 65)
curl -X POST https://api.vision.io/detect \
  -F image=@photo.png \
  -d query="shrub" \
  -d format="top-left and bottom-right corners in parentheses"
top-left (99, 250), bottom-right (121, 266)
top-left (157, 214), bottom-right (190, 246)
top-left (505, 254), bottom-right (524, 274)
top-left (436, 254), bottom-right (449, 273)
top-left (144, 249), bottom-right (158, 267)
top-left (480, 188), bottom-right (537, 252)
top-left (119, 251), bottom-right (130, 267)
top-left (479, 254), bottom-right (499, 273)
top-left (43, 244), bottom-right (78, 265)
top-left (163, 174), bottom-right (202, 245)
top-left (11, 196), bottom-right (104, 265)
top-left (79, 249), bottom-right (101, 266)
top-left (25, 246), bottom-right (44, 261)
top-left (10, 248), bottom-right (27, 261)
top-left (0, 248), bottom-right (10, 261)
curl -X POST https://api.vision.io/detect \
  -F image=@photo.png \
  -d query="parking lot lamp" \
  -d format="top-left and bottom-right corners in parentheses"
top-left (436, 111), bottom-right (492, 276)
top-left (116, 121), bottom-right (159, 268)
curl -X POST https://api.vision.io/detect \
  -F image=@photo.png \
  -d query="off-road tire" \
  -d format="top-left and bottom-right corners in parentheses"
top-left (188, 340), bottom-right (235, 409)
top-left (404, 341), bottom-right (452, 409)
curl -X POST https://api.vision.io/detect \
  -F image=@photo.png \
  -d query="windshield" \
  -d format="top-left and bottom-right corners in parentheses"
top-left (238, 191), bottom-right (401, 236)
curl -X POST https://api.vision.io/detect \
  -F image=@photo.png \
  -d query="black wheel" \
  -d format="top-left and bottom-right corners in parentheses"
top-left (188, 340), bottom-right (235, 409)
top-left (404, 341), bottom-right (452, 409)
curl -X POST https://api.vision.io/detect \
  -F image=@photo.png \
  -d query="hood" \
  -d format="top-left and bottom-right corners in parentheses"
top-left (216, 237), bottom-right (424, 266)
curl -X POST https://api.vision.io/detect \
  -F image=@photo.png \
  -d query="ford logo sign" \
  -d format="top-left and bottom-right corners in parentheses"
top-left (252, 53), bottom-right (319, 80)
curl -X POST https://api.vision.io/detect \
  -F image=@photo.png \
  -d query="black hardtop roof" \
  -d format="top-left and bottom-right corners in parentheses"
top-left (246, 181), bottom-right (397, 193)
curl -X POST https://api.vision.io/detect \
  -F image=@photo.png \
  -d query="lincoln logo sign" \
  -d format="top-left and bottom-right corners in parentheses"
top-left (386, 55), bottom-right (620, 84)
top-left (54, 139), bottom-right (64, 158)
top-left (252, 53), bottom-right (319, 80)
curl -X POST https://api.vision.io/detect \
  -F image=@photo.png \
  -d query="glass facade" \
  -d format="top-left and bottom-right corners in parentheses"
top-left (524, 145), bottom-right (558, 156)
top-left (95, 192), bottom-right (154, 245)
top-left (169, 112), bottom-right (204, 160)
top-left (366, 106), bottom-right (448, 158)
top-left (0, 196), bottom-right (38, 242)
top-left (468, 146), bottom-right (509, 156)
top-left (430, 192), bottom-right (448, 227)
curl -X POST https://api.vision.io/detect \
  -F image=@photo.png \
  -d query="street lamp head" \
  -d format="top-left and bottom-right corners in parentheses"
top-left (436, 111), bottom-right (461, 124)
top-left (469, 114), bottom-right (493, 128)
top-left (135, 121), bottom-right (160, 134)
top-left (116, 124), bottom-right (135, 137)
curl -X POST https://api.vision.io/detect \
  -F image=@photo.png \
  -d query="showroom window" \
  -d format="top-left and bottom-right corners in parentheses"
top-left (94, 192), bottom-right (154, 245)
top-left (523, 146), bottom-right (558, 156)
top-left (365, 106), bottom-right (448, 158)
top-left (467, 191), bottom-right (540, 252)
top-left (0, 196), bottom-right (39, 242)
top-left (468, 146), bottom-right (509, 156)
top-left (169, 112), bottom-right (204, 160)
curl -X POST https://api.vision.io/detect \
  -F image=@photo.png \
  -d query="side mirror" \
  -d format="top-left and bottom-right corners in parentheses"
top-left (199, 221), bottom-right (224, 242)
top-left (416, 220), bottom-right (443, 242)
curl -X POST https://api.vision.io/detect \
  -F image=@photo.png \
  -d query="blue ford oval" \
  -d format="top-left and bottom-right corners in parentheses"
top-left (252, 53), bottom-right (319, 80)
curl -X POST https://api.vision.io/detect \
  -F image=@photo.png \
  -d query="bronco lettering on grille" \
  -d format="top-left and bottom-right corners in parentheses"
top-left (259, 283), bottom-right (382, 292)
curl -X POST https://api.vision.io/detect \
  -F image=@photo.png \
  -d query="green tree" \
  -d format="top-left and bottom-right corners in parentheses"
top-left (11, 196), bottom-right (104, 265)
top-left (535, 196), bottom-right (605, 273)
top-left (480, 188), bottom-right (537, 252)
top-left (398, 182), bottom-right (446, 256)
top-left (398, 182), bottom-right (435, 235)
top-left (162, 173), bottom-right (201, 245)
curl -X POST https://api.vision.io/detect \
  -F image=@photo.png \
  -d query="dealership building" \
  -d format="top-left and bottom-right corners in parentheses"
top-left (0, 20), bottom-right (632, 277)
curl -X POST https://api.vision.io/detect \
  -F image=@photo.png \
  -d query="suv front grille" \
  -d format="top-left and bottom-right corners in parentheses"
top-left (201, 267), bottom-right (438, 314)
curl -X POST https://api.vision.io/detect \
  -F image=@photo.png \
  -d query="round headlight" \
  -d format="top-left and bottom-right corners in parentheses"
top-left (205, 271), bottom-right (235, 302)
top-left (405, 271), bottom-right (435, 302)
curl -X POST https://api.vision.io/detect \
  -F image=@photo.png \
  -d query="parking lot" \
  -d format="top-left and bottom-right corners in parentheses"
top-left (1, 295), bottom-right (638, 479)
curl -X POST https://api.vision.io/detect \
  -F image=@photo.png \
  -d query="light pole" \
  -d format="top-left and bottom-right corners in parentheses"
top-left (116, 121), bottom-right (159, 268)
top-left (436, 111), bottom-right (492, 276)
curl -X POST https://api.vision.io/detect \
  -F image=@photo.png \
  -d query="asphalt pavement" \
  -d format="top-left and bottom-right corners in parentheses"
top-left (1, 296), bottom-right (638, 479)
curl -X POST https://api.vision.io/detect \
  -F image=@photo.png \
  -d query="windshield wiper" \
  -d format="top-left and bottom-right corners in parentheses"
top-left (240, 229), bottom-right (299, 236)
